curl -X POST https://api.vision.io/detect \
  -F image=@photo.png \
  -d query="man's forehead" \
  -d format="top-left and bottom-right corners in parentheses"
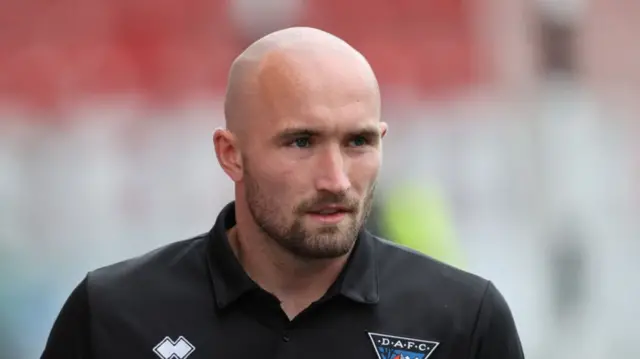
top-left (237, 49), bottom-right (380, 141)
top-left (248, 85), bottom-right (379, 132)
top-left (268, 95), bottom-right (377, 124)
top-left (257, 60), bottom-right (374, 111)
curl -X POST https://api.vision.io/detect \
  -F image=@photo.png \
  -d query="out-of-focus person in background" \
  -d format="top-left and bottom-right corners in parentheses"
top-left (41, 27), bottom-right (523, 359)
top-left (380, 181), bottom-right (466, 269)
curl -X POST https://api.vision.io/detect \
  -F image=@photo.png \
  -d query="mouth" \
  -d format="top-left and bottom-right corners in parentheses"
top-left (306, 205), bottom-right (353, 224)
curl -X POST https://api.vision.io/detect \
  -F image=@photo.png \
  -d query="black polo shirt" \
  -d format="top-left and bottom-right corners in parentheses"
top-left (41, 202), bottom-right (524, 359)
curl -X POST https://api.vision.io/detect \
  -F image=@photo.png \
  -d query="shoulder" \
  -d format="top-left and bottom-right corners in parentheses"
top-left (372, 235), bottom-right (489, 303)
top-left (86, 234), bottom-right (210, 301)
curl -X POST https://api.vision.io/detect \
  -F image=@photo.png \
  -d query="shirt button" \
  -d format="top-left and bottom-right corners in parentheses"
top-left (282, 333), bottom-right (290, 342)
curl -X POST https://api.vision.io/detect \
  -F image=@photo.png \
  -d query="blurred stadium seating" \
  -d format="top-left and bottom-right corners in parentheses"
top-left (0, 0), bottom-right (489, 113)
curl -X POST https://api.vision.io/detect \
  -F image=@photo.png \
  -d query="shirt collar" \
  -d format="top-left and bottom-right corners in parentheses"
top-left (206, 201), bottom-right (379, 309)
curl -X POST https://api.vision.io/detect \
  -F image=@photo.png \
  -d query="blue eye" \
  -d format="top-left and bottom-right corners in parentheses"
top-left (350, 136), bottom-right (368, 147)
top-left (293, 137), bottom-right (311, 148)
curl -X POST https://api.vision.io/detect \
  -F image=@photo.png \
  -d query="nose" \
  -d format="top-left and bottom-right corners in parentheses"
top-left (314, 145), bottom-right (351, 193)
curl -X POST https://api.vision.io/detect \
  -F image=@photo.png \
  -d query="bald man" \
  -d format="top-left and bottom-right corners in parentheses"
top-left (42, 28), bottom-right (524, 359)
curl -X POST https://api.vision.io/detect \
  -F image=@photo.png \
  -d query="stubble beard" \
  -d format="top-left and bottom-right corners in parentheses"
top-left (243, 170), bottom-right (376, 259)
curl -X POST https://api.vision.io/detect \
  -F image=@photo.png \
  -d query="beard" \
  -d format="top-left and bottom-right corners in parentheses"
top-left (243, 170), bottom-right (375, 259)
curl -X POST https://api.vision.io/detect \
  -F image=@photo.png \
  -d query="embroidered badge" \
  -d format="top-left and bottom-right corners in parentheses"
top-left (368, 332), bottom-right (439, 359)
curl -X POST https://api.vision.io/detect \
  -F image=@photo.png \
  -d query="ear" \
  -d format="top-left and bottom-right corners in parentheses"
top-left (213, 128), bottom-right (243, 182)
top-left (379, 122), bottom-right (388, 139)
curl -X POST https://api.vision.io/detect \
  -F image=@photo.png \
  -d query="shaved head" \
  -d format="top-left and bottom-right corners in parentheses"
top-left (215, 27), bottom-right (386, 260)
top-left (223, 27), bottom-right (380, 138)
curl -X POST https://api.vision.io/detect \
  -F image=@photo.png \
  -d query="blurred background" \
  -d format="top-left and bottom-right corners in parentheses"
top-left (1, 0), bottom-right (639, 357)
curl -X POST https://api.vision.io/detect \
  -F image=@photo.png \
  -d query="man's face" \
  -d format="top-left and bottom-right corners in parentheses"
top-left (240, 56), bottom-right (386, 259)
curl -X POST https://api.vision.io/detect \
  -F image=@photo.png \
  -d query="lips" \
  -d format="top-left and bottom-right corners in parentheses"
top-left (307, 205), bottom-right (351, 215)
top-left (306, 205), bottom-right (351, 224)
top-left (315, 209), bottom-right (342, 215)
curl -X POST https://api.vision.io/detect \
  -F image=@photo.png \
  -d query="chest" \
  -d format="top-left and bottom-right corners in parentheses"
top-left (89, 298), bottom-right (470, 359)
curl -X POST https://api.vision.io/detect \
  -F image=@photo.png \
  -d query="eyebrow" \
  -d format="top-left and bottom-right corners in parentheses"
top-left (351, 126), bottom-right (382, 139)
top-left (274, 125), bottom-right (381, 142)
top-left (275, 128), bottom-right (322, 142)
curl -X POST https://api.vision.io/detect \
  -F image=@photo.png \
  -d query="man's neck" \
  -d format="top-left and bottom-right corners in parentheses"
top-left (227, 226), bottom-right (350, 319)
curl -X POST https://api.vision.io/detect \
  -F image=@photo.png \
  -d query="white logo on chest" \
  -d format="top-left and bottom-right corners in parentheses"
top-left (153, 336), bottom-right (195, 359)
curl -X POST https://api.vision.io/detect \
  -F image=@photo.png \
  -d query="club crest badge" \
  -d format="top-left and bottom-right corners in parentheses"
top-left (368, 332), bottom-right (439, 359)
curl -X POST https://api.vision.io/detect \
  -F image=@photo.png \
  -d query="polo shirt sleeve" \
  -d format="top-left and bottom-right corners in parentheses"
top-left (472, 281), bottom-right (525, 359)
top-left (41, 276), bottom-right (92, 359)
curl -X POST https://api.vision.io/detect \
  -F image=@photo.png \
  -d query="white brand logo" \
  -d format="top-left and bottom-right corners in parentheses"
top-left (153, 336), bottom-right (195, 359)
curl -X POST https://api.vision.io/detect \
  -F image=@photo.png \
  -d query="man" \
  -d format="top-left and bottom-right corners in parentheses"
top-left (42, 27), bottom-right (524, 359)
